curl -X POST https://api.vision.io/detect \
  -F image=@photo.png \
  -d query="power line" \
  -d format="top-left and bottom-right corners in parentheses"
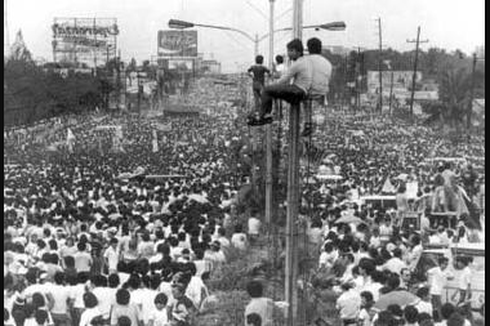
top-left (245, 0), bottom-right (268, 21)
top-left (275, 6), bottom-right (293, 22)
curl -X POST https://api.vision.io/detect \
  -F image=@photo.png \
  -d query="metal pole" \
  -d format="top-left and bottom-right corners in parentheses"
top-left (286, 0), bottom-right (302, 325)
top-left (377, 18), bottom-right (383, 113)
top-left (389, 69), bottom-right (394, 115)
top-left (409, 27), bottom-right (420, 117)
top-left (265, 0), bottom-right (275, 228)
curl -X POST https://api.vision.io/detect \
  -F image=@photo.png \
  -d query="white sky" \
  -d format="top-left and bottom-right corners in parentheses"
top-left (5, 0), bottom-right (485, 72)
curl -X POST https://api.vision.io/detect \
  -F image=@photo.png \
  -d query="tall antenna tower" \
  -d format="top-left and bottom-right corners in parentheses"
top-left (4, 0), bottom-right (10, 56)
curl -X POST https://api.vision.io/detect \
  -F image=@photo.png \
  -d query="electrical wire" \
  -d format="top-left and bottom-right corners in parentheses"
top-left (245, 0), bottom-right (268, 21)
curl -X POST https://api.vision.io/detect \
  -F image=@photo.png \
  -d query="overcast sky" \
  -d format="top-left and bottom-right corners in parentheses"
top-left (5, 0), bottom-right (485, 72)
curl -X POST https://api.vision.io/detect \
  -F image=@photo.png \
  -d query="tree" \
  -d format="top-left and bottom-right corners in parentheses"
top-left (438, 67), bottom-right (472, 129)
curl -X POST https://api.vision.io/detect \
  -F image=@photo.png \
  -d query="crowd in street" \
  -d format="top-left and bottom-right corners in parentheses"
top-left (4, 69), bottom-right (485, 326)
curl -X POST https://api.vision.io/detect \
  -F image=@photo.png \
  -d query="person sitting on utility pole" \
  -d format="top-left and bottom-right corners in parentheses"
top-left (247, 55), bottom-right (271, 110)
top-left (301, 37), bottom-right (332, 137)
top-left (247, 38), bottom-right (311, 126)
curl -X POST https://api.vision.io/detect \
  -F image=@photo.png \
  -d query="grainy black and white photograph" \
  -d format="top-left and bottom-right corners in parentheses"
top-left (3, 0), bottom-right (485, 325)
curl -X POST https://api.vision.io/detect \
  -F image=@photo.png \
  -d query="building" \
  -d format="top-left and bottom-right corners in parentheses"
top-left (200, 59), bottom-right (221, 74)
top-left (322, 45), bottom-right (364, 56)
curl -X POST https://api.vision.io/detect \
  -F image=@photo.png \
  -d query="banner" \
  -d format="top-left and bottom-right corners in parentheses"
top-left (155, 122), bottom-right (172, 132)
top-left (52, 18), bottom-right (118, 68)
top-left (152, 130), bottom-right (159, 153)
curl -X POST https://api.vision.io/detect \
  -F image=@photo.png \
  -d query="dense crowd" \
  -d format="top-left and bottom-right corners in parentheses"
top-left (4, 74), bottom-right (485, 326)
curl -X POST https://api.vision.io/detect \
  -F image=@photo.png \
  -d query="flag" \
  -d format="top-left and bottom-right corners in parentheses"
top-left (381, 178), bottom-right (396, 194)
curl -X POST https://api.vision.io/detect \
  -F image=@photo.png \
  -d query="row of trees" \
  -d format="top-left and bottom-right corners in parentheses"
top-left (322, 47), bottom-right (485, 128)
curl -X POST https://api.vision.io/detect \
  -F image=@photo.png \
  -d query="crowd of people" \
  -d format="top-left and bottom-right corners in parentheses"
top-left (4, 59), bottom-right (485, 326)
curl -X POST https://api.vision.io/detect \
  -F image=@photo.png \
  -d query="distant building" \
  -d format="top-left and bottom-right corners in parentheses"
top-left (200, 59), bottom-right (221, 74)
top-left (476, 46), bottom-right (484, 58)
top-left (322, 45), bottom-right (360, 56)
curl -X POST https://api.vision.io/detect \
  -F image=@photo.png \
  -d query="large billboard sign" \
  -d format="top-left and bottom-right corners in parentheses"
top-left (52, 18), bottom-right (118, 68)
top-left (158, 30), bottom-right (198, 57)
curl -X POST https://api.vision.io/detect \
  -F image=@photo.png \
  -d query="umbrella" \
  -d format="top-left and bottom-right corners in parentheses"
top-left (187, 194), bottom-right (209, 204)
top-left (373, 291), bottom-right (420, 311)
top-left (334, 215), bottom-right (364, 225)
top-left (396, 173), bottom-right (408, 181)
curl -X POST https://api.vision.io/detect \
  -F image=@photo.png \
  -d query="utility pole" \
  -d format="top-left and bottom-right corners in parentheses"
top-left (377, 18), bottom-right (383, 113)
top-left (467, 53), bottom-right (477, 130)
top-left (265, 0), bottom-right (275, 228)
top-left (407, 26), bottom-right (428, 116)
top-left (286, 0), bottom-right (302, 325)
top-left (354, 47), bottom-right (361, 113)
top-left (389, 68), bottom-right (394, 115)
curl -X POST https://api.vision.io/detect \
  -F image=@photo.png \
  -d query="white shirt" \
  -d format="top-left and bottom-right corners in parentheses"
top-left (49, 284), bottom-right (71, 314)
top-left (248, 217), bottom-right (261, 236)
top-left (382, 257), bottom-right (407, 276)
top-left (148, 308), bottom-right (169, 326)
top-left (231, 233), bottom-right (247, 250)
top-left (92, 287), bottom-right (117, 317)
top-left (70, 283), bottom-right (87, 309)
top-left (415, 300), bottom-right (433, 315)
top-left (336, 289), bottom-right (361, 320)
top-left (319, 250), bottom-right (338, 269)
top-left (458, 266), bottom-right (472, 290)
top-left (103, 246), bottom-right (119, 272)
top-left (79, 307), bottom-right (103, 326)
top-left (427, 267), bottom-right (452, 295)
top-left (358, 308), bottom-right (373, 326)
top-left (244, 297), bottom-right (275, 326)
top-left (305, 54), bottom-right (332, 95)
top-left (186, 276), bottom-right (207, 309)
top-left (131, 288), bottom-right (158, 324)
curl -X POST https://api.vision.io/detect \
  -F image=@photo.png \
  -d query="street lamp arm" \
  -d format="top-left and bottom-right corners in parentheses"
top-left (257, 22), bottom-right (346, 43)
top-left (193, 23), bottom-right (256, 43)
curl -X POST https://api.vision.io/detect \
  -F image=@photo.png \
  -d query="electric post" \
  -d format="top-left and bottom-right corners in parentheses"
top-left (377, 18), bottom-right (383, 113)
top-left (407, 26), bottom-right (428, 117)
top-left (285, 0), bottom-right (302, 324)
top-left (265, 0), bottom-right (275, 228)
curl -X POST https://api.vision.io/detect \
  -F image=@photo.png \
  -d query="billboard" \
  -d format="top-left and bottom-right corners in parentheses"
top-left (52, 18), bottom-right (119, 68)
top-left (367, 71), bottom-right (422, 93)
top-left (158, 30), bottom-right (198, 57)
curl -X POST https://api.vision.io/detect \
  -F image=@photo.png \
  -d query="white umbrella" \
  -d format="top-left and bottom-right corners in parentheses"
top-left (396, 173), bottom-right (408, 181)
top-left (187, 194), bottom-right (209, 204)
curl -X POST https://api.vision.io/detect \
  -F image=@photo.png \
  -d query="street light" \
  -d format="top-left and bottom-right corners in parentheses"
top-left (168, 19), bottom-right (346, 57)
